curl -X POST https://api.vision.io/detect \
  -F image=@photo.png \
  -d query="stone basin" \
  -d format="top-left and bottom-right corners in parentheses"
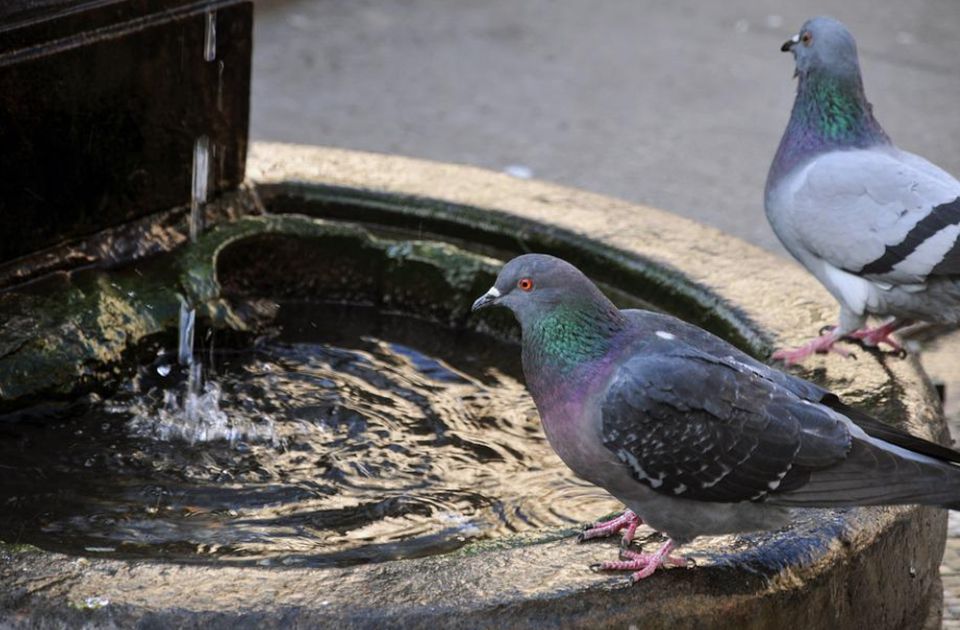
top-left (0, 143), bottom-right (948, 628)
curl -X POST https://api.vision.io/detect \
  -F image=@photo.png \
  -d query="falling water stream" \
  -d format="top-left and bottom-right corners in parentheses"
top-left (188, 136), bottom-right (210, 244)
top-left (177, 301), bottom-right (196, 366)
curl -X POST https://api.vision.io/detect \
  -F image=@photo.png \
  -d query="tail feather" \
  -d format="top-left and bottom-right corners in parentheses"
top-left (824, 397), bottom-right (960, 464)
top-left (769, 436), bottom-right (960, 508)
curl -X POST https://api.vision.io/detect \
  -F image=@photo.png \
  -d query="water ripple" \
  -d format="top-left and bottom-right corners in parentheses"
top-left (0, 306), bottom-right (620, 566)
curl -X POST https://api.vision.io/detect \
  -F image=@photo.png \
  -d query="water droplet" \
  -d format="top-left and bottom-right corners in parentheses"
top-left (204, 11), bottom-right (217, 61)
top-left (189, 137), bottom-right (210, 242)
top-left (157, 365), bottom-right (172, 377)
top-left (216, 60), bottom-right (225, 111)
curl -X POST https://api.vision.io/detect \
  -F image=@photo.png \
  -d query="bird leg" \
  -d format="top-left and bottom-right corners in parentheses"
top-left (846, 318), bottom-right (911, 351)
top-left (771, 328), bottom-right (852, 366)
top-left (592, 539), bottom-right (687, 581)
top-left (773, 317), bottom-right (912, 365)
top-left (577, 509), bottom-right (641, 547)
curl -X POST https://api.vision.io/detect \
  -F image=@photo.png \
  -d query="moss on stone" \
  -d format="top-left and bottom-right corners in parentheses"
top-left (0, 213), bottom-right (507, 410)
top-left (0, 541), bottom-right (43, 554)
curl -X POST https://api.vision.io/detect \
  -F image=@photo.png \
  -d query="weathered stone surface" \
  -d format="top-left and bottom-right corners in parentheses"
top-left (0, 143), bottom-right (949, 628)
top-left (0, 213), bottom-right (501, 410)
top-left (0, 507), bottom-right (945, 629)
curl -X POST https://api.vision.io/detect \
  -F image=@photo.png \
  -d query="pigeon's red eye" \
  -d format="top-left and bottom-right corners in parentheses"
top-left (801, 31), bottom-right (813, 46)
top-left (518, 277), bottom-right (534, 292)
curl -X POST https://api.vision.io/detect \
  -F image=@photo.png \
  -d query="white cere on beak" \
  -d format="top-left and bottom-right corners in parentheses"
top-left (471, 285), bottom-right (503, 311)
top-left (790, 33), bottom-right (800, 44)
top-left (655, 331), bottom-right (676, 340)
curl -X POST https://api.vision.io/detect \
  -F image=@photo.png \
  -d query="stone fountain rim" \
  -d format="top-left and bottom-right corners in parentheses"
top-left (0, 142), bottom-right (946, 629)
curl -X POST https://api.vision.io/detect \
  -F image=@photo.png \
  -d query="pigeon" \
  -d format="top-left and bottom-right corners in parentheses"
top-left (765, 17), bottom-right (960, 365)
top-left (472, 253), bottom-right (960, 581)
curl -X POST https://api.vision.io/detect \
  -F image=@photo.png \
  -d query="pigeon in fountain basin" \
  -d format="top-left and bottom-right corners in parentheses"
top-left (473, 254), bottom-right (960, 581)
top-left (765, 17), bottom-right (960, 365)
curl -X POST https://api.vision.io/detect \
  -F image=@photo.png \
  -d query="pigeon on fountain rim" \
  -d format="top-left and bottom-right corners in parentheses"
top-left (473, 253), bottom-right (960, 581)
top-left (764, 16), bottom-right (960, 364)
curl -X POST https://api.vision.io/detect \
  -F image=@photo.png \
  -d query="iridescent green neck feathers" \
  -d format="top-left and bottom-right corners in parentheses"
top-left (769, 68), bottom-right (889, 185)
top-left (799, 72), bottom-right (881, 142)
top-left (522, 301), bottom-right (625, 375)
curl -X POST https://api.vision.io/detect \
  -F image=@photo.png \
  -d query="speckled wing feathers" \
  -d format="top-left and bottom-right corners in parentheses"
top-left (624, 310), bottom-right (960, 464)
top-left (599, 349), bottom-right (851, 503)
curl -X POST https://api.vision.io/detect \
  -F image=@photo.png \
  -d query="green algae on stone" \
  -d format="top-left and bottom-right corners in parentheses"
top-left (0, 213), bottom-right (510, 410)
top-left (0, 272), bottom-right (181, 404)
top-left (0, 542), bottom-right (43, 555)
top-left (256, 182), bottom-right (771, 359)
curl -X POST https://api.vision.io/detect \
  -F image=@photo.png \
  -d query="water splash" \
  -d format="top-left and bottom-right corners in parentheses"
top-left (189, 136), bottom-right (210, 242)
top-left (127, 363), bottom-right (278, 445)
top-left (158, 300), bottom-right (263, 444)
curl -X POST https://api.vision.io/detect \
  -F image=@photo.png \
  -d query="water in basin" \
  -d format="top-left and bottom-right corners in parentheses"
top-left (0, 303), bottom-right (619, 566)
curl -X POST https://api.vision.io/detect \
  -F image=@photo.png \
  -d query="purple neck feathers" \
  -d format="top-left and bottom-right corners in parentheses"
top-left (767, 67), bottom-right (889, 190)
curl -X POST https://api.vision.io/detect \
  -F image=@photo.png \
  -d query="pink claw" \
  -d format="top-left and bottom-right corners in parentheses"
top-left (771, 329), bottom-right (850, 366)
top-left (774, 319), bottom-right (911, 365)
top-left (847, 320), bottom-right (904, 350)
top-left (578, 509), bottom-right (642, 547)
top-left (593, 540), bottom-right (687, 581)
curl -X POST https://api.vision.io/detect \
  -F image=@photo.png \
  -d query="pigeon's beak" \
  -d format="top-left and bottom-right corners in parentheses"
top-left (781, 33), bottom-right (799, 52)
top-left (472, 286), bottom-right (501, 312)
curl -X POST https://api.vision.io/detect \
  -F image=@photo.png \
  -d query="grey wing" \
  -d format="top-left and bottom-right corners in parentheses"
top-left (787, 149), bottom-right (960, 284)
top-left (623, 310), bottom-right (960, 466)
top-left (623, 309), bottom-right (829, 400)
top-left (599, 350), bottom-right (851, 503)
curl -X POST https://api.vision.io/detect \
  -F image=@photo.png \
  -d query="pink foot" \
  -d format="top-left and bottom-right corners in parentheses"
top-left (847, 320), bottom-right (906, 351)
top-left (771, 329), bottom-right (851, 366)
top-left (592, 540), bottom-right (688, 581)
top-left (577, 509), bottom-right (642, 547)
